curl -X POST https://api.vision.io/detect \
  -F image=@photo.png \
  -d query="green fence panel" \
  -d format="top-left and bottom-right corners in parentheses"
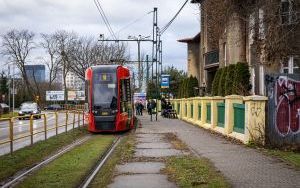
top-left (191, 104), bottom-right (193, 118)
top-left (217, 102), bottom-right (225, 127)
top-left (206, 103), bottom-right (211, 123)
top-left (177, 103), bottom-right (180, 114)
top-left (185, 104), bottom-right (187, 116)
top-left (198, 104), bottom-right (201, 120)
top-left (233, 103), bottom-right (245, 133)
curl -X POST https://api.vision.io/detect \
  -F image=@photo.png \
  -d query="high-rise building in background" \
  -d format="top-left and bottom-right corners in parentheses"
top-left (24, 65), bottom-right (45, 82)
top-left (66, 72), bottom-right (84, 90)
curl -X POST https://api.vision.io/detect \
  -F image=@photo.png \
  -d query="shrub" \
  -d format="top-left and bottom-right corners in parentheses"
top-left (233, 62), bottom-right (251, 95)
top-left (212, 68), bottom-right (222, 96)
top-left (188, 76), bottom-right (199, 97)
top-left (224, 64), bottom-right (236, 96)
top-left (218, 67), bottom-right (228, 96)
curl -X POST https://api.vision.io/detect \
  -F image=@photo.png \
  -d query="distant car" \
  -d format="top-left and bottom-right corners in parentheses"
top-left (0, 103), bottom-right (9, 114)
top-left (18, 102), bottom-right (41, 120)
top-left (44, 104), bottom-right (63, 111)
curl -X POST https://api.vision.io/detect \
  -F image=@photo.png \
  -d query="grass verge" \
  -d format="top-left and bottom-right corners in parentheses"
top-left (17, 135), bottom-right (115, 188)
top-left (163, 156), bottom-right (230, 188)
top-left (89, 133), bottom-right (136, 188)
top-left (0, 112), bottom-right (19, 119)
top-left (265, 149), bottom-right (300, 169)
top-left (0, 128), bottom-right (88, 182)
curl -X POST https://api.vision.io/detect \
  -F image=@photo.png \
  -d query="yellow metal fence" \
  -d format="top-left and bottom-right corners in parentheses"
top-left (0, 110), bottom-right (85, 154)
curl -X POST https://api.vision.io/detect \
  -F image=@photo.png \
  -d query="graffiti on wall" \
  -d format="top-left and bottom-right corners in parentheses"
top-left (274, 76), bottom-right (300, 136)
top-left (266, 74), bottom-right (300, 147)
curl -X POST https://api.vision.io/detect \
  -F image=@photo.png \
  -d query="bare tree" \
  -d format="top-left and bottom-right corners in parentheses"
top-left (40, 33), bottom-right (60, 89)
top-left (70, 37), bottom-right (130, 80)
top-left (53, 30), bottom-right (77, 103)
top-left (1, 29), bottom-right (36, 97)
top-left (70, 37), bottom-right (99, 80)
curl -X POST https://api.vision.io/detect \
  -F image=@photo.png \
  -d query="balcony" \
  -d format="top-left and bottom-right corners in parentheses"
top-left (205, 50), bottom-right (219, 66)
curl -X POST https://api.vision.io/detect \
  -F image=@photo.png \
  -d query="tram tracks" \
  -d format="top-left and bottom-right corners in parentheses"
top-left (80, 135), bottom-right (122, 188)
top-left (1, 136), bottom-right (91, 188)
top-left (1, 133), bottom-right (124, 188)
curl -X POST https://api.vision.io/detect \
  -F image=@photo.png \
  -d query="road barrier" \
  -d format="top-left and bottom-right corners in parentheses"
top-left (0, 110), bottom-right (86, 154)
top-left (171, 95), bottom-right (268, 145)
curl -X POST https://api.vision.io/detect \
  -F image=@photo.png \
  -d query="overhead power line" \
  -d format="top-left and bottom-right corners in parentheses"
top-left (116, 11), bottom-right (153, 35)
top-left (93, 0), bottom-right (117, 40)
top-left (160, 0), bottom-right (189, 35)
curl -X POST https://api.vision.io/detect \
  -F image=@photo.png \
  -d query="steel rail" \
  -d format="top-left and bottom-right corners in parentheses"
top-left (80, 136), bottom-right (122, 188)
top-left (1, 136), bottom-right (91, 188)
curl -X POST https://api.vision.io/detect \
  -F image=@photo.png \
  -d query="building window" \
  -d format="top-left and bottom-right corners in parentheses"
top-left (281, 0), bottom-right (296, 25)
top-left (281, 56), bottom-right (300, 74)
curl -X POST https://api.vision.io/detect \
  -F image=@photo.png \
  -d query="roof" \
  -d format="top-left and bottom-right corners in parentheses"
top-left (177, 32), bottom-right (200, 43)
top-left (190, 0), bottom-right (202, 3)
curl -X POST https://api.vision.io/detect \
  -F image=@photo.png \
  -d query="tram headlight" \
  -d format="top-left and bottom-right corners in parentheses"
top-left (111, 110), bottom-right (118, 114)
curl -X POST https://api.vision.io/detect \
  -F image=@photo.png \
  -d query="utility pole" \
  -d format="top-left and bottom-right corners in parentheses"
top-left (8, 65), bottom-right (10, 112)
top-left (146, 55), bottom-right (149, 85)
top-left (12, 64), bottom-right (15, 113)
top-left (152, 7), bottom-right (159, 121)
top-left (100, 36), bottom-right (151, 92)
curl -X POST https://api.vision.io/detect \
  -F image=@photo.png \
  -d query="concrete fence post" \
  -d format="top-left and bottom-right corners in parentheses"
top-left (243, 96), bottom-right (268, 145)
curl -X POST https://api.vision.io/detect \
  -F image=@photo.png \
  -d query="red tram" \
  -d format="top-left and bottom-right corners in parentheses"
top-left (85, 65), bottom-right (134, 132)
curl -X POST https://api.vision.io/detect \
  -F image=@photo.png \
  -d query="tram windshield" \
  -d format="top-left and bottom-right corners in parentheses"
top-left (93, 72), bottom-right (117, 109)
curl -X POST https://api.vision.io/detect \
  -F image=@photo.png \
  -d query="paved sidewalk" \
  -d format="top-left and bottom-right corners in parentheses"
top-left (137, 115), bottom-right (300, 188)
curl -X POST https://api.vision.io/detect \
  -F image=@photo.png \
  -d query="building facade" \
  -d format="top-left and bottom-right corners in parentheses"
top-left (66, 72), bottom-right (85, 90)
top-left (178, 32), bottom-right (200, 81)
top-left (24, 65), bottom-right (45, 82)
top-left (190, 0), bottom-right (300, 95)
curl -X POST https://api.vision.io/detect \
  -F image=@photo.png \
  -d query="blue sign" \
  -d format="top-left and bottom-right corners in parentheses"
top-left (161, 74), bottom-right (170, 88)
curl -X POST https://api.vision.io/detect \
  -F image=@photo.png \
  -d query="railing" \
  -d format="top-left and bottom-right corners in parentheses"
top-left (217, 103), bottom-right (225, 128)
top-left (170, 95), bottom-right (268, 144)
top-left (204, 50), bottom-right (219, 65)
top-left (0, 110), bottom-right (85, 154)
top-left (233, 103), bottom-right (245, 134)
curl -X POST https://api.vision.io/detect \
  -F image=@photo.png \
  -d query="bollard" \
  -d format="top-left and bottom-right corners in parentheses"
top-left (65, 111), bottom-right (69, 133)
top-left (30, 115), bottom-right (33, 145)
top-left (9, 118), bottom-right (14, 154)
top-left (55, 112), bottom-right (58, 135)
top-left (43, 114), bottom-right (47, 140)
top-left (72, 111), bottom-right (75, 129)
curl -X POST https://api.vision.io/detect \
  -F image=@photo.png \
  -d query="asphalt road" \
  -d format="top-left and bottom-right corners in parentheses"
top-left (0, 111), bottom-right (84, 156)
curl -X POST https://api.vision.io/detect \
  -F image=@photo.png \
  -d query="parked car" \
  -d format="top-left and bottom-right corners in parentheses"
top-left (0, 103), bottom-right (9, 115)
top-left (44, 104), bottom-right (63, 111)
top-left (18, 102), bottom-right (41, 120)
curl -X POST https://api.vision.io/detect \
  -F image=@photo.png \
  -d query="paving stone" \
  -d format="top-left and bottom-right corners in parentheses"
top-left (108, 174), bottom-right (177, 188)
top-left (136, 137), bottom-right (163, 143)
top-left (136, 115), bottom-right (300, 188)
top-left (135, 148), bottom-right (183, 158)
top-left (116, 162), bottom-right (165, 174)
top-left (136, 133), bottom-right (164, 138)
top-left (136, 142), bottom-right (172, 149)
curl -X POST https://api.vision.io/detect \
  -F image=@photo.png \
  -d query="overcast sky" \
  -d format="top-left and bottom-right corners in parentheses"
top-left (0, 0), bottom-right (200, 71)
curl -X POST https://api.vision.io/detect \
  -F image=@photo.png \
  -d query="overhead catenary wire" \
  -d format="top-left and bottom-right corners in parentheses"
top-left (93, 0), bottom-right (117, 40)
top-left (160, 0), bottom-right (189, 35)
top-left (116, 10), bottom-right (153, 35)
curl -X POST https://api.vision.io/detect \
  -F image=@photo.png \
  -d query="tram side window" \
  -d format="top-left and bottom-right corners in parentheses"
top-left (120, 79), bottom-right (131, 113)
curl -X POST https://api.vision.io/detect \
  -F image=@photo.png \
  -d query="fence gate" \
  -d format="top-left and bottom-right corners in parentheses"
top-left (266, 74), bottom-right (300, 147)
